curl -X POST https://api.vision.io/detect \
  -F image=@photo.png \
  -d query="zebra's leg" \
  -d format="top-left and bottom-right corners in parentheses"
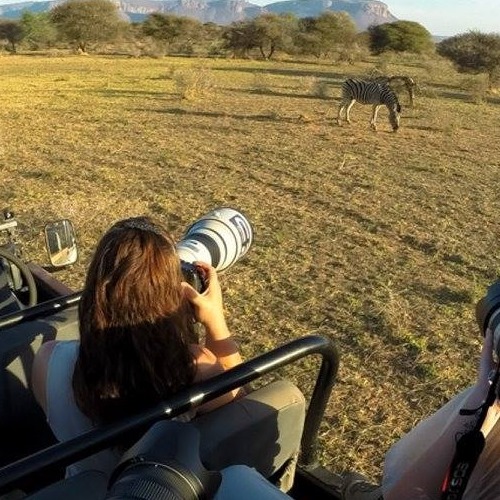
top-left (370, 105), bottom-right (381, 130)
top-left (337, 99), bottom-right (350, 125)
top-left (337, 103), bottom-right (345, 126)
top-left (345, 100), bottom-right (355, 124)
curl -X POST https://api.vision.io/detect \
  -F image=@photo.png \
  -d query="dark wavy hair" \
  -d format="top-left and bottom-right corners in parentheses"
top-left (73, 216), bottom-right (198, 425)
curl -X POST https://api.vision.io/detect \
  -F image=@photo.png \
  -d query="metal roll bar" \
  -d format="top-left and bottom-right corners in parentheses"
top-left (0, 292), bottom-right (82, 330)
top-left (0, 334), bottom-right (339, 494)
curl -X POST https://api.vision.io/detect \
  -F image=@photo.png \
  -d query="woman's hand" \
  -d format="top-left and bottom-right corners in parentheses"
top-left (181, 262), bottom-right (227, 337)
top-left (182, 262), bottom-right (242, 370)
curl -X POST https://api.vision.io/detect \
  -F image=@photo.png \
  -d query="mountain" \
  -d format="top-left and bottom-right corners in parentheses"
top-left (265, 0), bottom-right (397, 31)
top-left (0, 0), bottom-right (397, 29)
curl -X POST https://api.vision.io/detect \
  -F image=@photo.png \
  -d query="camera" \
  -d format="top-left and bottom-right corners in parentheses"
top-left (181, 261), bottom-right (208, 294)
top-left (106, 421), bottom-right (221, 500)
top-left (475, 280), bottom-right (500, 354)
top-left (106, 420), bottom-right (283, 500)
top-left (178, 208), bottom-right (253, 293)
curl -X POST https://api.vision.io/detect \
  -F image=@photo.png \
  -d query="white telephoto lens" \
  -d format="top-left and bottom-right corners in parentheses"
top-left (176, 208), bottom-right (253, 272)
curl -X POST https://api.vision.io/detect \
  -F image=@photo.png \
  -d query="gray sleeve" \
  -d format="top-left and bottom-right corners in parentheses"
top-left (215, 465), bottom-right (292, 500)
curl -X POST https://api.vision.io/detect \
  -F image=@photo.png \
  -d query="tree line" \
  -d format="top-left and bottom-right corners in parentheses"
top-left (0, 0), bottom-right (433, 58)
top-left (1, 0), bottom-right (500, 86)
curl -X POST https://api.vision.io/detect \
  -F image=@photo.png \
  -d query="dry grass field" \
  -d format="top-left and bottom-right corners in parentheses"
top-left (1, 52), bottom-right (500, 481)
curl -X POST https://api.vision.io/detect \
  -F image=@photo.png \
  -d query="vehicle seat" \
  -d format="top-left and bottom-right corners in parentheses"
top-left (0, 305), bottom-right (80, 471)
top-left (194, 379), bottom-right (305, 491)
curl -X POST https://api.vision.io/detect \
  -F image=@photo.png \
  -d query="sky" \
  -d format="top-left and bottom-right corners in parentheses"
top-left (381, 0), bottom-right (500, 36)
top-left (0, 0), bottom-right (498, 37)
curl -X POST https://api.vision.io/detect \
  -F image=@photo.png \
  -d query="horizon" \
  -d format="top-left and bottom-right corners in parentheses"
top-left (0, 0), bottom-right (499, 37)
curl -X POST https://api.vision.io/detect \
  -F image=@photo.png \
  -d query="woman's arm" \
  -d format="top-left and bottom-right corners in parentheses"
top-left (181, 262), bottom-right (242, 370)
top-left (31, 340), bottom-right (58, 413)
top-left (189, 344), bottom-right (243, 413)
top-left (383, 330), bottom-right (496, 500)
top-left (182, 262), bottom-right (244, 413)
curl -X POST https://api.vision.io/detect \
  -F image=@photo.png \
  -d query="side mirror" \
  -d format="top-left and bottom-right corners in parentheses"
top-left (44, 220), bottom-right (78, 267)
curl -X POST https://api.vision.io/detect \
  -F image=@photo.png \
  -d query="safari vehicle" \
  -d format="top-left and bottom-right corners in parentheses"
top-left (0, 210), bottom-right (344, 499)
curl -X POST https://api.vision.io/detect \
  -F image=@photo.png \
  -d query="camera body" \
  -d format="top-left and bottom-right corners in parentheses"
top-left (181, 261), bottom-right (208, 293)
top-left (178, 208), bottom-right (253, 293)
top-left (476, 280), bottom-right (500, 355)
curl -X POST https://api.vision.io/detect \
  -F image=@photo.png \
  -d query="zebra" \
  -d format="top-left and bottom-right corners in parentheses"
top-left (372, 75), bottom-right (416, 108)
top-left (337, 78), bottom-right (401, 132)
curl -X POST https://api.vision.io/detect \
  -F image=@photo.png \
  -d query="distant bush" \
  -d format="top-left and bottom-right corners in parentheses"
top-left (172, 66), bottom-right (216, 100)
top-left (310, 78), bottom-right (331, 99)
top-left (461, 75), bottom-right (489, 104)
top-left (437, 31), bottom-right (500, 89)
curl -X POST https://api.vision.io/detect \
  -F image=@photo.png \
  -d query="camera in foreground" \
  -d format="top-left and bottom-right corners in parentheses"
top-left (476, 280), bottom-right (500, 355)
top-left (106, 420), bottom-right (286, 500)
top-left (177, 207), bottom-right (253, 293)
top-left (106, 421), bottom-right (221, 500)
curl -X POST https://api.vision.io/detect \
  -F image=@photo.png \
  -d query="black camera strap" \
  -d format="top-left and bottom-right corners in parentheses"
top-left (440, 362), bottom-right (500, 500)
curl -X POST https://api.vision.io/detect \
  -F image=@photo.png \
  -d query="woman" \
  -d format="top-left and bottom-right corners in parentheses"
top-left (31, 216), bottom-right (243, 477)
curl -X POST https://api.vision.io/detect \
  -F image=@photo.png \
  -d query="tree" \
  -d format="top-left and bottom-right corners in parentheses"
top-left (252, 13), bottom-right (298, 60)
top-left (368, 21), bottom-right (434, 54)
top-left (0, 20), bottom-right (24, 52)
top-left (142, 13), bottom-right (202, 54)
top-left (296, 17), bottom-right (323, 58)
top-left (223, 21), bottom-right (260, 58)
top-left (437, 31), bottom-right (500, 88)
top-left (50, 0), bottom-right (124, 53)
top-left (20, 12), bottom-right (58, 50)
top-left (224, 14), bottom-right (298, 60)
top-left (296, 11), bottom-right (357, 58)
top-left (200, 22), bottom-right (225, 56)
